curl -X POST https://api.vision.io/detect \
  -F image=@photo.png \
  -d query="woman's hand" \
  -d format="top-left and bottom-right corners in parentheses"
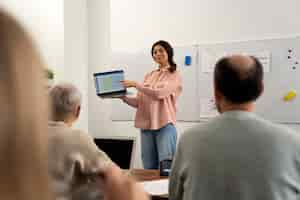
top-left (110, 95), bottom-right (126, 100)
top-left (100, 163), bottom-right (149, 200)
top-left (121, 80), bottom-right (138, 88)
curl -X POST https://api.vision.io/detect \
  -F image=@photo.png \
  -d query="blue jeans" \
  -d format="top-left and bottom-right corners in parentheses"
top-left (141, 123), bottom-right (177, 169)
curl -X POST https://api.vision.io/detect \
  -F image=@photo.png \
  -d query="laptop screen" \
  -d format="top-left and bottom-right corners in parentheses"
top-left (94, 70), bottom-right (125, 95)
top-left (94, 137), bottom-right (135, 169)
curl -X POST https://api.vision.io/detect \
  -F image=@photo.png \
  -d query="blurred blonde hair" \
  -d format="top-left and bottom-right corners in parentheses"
top-left (0, 9), bottom-right (52, 200)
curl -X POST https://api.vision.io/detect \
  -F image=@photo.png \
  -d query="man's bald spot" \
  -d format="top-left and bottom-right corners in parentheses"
top-left (227, 55), bottom-right (256, 79)
top-left (214, 54), bottom-right (263, 103)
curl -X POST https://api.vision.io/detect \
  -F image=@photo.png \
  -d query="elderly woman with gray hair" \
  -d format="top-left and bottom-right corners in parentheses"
top-left (48, 83), bottom-right (112, 200)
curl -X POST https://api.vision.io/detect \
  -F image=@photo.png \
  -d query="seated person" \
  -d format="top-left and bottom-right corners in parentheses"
top-left (170, 55), bottom-right (300, 200)
top-left (0, 9), bottom-right (147, 200)
top-left (0, 9), bottom-right (52, 200)
top-left (48, 83), bottom-right (111, 200)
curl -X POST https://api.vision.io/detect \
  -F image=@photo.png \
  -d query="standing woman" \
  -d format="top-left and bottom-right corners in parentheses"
top-left (121, 40), bottom-right (182, 169)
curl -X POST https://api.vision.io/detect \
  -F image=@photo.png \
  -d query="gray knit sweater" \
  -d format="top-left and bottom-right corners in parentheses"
top-left (170, 111), bottom-right (300, 200)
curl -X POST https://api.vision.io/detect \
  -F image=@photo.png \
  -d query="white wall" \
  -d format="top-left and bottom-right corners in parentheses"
top-left (64, 0), bottom-right (89, 131)
top-left (0, 0), bottom-right (64, 80)
top-left (111, 0), bottom-right (300, 52)
top-left (107, 0), bottom-right (300, 168)
top-left (1, 0), bottom-right (89, 131)
top-left (87, 0), bottom-right (119, 136)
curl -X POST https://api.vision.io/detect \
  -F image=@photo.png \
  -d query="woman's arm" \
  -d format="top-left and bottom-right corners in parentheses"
top-left (121, 96), bottom-right (139, 108)
top-left (136, 74), bottom-right (182, 99)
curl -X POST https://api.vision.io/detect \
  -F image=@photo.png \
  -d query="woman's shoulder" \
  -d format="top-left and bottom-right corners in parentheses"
top-left (173, 69), bottom-right (181, 75)
top-left (171, 69), bottom-right (182, 79)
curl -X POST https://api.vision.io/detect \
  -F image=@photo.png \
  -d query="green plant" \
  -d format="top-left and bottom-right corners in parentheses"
top-left (46, 68), bottom-right (54, 80)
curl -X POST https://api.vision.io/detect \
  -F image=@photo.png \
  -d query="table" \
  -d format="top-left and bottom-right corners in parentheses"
top-left (130, 169), bottom-right (169, 200)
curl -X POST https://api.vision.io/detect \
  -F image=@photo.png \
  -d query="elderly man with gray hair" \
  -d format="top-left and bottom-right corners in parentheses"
top-left (48, 83), bottom-right (111, 200)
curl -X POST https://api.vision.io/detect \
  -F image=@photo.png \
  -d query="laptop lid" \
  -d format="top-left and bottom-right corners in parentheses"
top-left (93, 136), bottom-right (136, 169)
top-left (93, 70), bottom-right (126, 96)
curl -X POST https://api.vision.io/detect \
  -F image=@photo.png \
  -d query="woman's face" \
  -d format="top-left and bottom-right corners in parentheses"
top-left (152, 45), bottom-right (169, 65)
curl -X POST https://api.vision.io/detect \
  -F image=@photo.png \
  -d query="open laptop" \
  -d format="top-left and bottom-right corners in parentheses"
top-left (94, 136), bottom-right (136, 169)
top-left (93, 70), bottom-right (127, 98)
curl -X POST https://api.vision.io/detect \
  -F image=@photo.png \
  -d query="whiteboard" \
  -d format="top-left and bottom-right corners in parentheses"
top-left (110, 36), bottom-right (300, 123)
top-left (198, 36), bottom-right (300, 123)
top-left (173, 46), bottom-right (199, 121)
top-left (110, 46), bottom-right (199, 121)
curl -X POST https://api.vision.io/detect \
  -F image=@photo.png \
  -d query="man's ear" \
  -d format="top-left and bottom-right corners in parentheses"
top-left (260, 82), bottom-right (264, 97)
top-left (75, 105), bottom-right (81, 119)
top-left (215, 89), bottom-right (222, 102)
top-left (214, 84), bottom-right (221, 102)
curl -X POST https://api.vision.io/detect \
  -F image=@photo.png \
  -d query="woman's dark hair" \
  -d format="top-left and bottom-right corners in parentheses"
top-left (151, 40), bottom-right (177, 73)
